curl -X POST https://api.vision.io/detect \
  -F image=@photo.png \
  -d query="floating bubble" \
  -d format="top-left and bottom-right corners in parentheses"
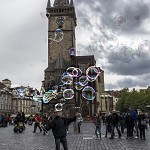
top-left (55, 103), bottom-right (63, 111)
top-left (33, 95), bottom-right (43, 102)
top-left (69, 48), bottom-right (76, 56)
top-left (16, 87), bottom-right (25, 97)
top-left (54, 29), bottom-right (64, 43)
top-left (116, 45), bottom-right (135, 63)
top-left (63, 89), bottom-right (74, 99)
top-left (76, 68), bottom-right (82, 77)
top-left (48, 37), bottom-right (54, 44)
top-left (138, 40), bottom-right (150, 53)
top-left (100, 34), bottom-right (119, 50)
top-left (75, 82), bottom-right (84, 90)
top-left (82, 86), bottom-right (96, 101)
top-left (66, 67), bottom-right (78, 77)
top-left (79, 76), bottom-right (89, 86)
top-left (43, 91), bottom-right (56, 101)
top-left (42, 94), bottom-right (49, 103)
top-left (114, 15), bottom-right (126, 27)
top-left (86, 66), bottom-right (99, 81)
top-left (89, 42), bottom-right (100, 52)
top-left (61, 75), bottom-right (73, 84)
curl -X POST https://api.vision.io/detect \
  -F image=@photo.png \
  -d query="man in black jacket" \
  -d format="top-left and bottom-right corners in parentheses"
top-left (45, 110), bottom-right (76, 150)
top-left (109, 110), bottom-right (121, 139)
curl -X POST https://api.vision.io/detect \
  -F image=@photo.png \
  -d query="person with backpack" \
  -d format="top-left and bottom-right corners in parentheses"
top-left (138, 112), bottom-right (146, 140)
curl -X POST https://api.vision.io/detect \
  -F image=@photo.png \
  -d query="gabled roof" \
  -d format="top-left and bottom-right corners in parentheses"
top-left (45, 52), bottom-right (69, 72)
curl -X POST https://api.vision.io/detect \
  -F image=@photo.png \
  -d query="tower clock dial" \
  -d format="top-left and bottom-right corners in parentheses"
top-left (56, 17), bottom-right (64, 26)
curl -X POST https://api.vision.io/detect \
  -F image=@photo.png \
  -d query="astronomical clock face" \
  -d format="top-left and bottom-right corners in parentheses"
top-left (56, 17), bottom-right (64, 26)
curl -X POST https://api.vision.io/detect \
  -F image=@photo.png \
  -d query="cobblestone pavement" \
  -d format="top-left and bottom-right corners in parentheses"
top-left (0, 122), bottom-right (150, 150)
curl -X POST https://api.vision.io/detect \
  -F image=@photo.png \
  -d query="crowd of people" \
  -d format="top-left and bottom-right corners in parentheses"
top-left (0, 108), bottom-right (149, 150)
top-left (93, 108), bottom-right (149, 140)
top-left (0, 113), bottom-right (12, 127)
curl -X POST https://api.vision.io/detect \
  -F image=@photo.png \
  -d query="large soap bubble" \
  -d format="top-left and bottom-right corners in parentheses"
top-left (100, 34), bottom-right (119, 50)
top-left (61, 75), bottom-right (73, 85)
top-left (114, 15), bottom-right (126, 27)
top-left (54, 29), bottom-right (64, 43)
top-left (63, 89), bottom-right (74, 99)
top-left (82, 86), bottom-right (96, 101)
top-left (79, 76), bottom-right (89, 86)
top-left (138, 40), bottom-right (150, 54)
top-left (86, 66), bottom-right (100, 81)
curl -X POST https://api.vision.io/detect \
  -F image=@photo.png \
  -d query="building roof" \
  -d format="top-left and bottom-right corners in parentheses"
top-left (0, 82), bottom-right (6, 89)
top-left (45, 52), bottom-right (69, 72)
top-left (2, 78), bottom-right (11, 82)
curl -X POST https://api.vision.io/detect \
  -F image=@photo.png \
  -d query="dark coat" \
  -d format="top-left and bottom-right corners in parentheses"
top-left (110, 113), bottom-right (119, 125)
top-left (46, 116), bottom-right (76, 139)
top-left (125, 115), bottom-right (134, 127)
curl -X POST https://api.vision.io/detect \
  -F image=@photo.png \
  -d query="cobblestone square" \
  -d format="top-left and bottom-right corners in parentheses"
top-left (0, 122), bottom-right (150, 150)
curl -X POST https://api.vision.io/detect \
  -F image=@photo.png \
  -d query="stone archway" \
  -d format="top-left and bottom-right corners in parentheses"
top-left (81, 105), bottom-right (89, 118)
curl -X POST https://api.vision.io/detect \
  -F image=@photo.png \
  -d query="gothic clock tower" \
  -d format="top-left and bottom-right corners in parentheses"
top-left (43, 0), bottom-right (77, 91)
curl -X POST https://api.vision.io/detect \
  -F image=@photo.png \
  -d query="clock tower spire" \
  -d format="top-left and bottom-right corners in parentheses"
top-left (44, 0), bottom-right (77, 91)
top-left (47, 0), bottom-right (51, 8)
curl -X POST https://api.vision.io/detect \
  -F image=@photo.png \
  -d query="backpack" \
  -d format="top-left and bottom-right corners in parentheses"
top-left (141, 119), bottom-right (146, 126)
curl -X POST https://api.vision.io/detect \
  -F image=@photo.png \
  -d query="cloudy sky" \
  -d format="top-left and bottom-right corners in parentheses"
top-left (0, 0), bottom-right (150, 91)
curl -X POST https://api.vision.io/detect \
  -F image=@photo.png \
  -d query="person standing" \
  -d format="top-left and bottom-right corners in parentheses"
top-left (42, 113), bottom-right (49, 135)
top-left (109, 110), bottom-right (121, 139)
top-left (93, 113), bottom-right (101, 139)
top-left (130, 108), bottom-right (139, 138)
top-left (75, 112), bottom-right (83, 133)
top-left (138, 113), bottom-right (146, 140)
top-left (33, 113), bottom-right (42, 133)
top-left (105, 112), bottom-right (111, 138)
top-left (45, 110), bottom-right (76, 150)
top-left (125, 112), bottom-right (134, 139)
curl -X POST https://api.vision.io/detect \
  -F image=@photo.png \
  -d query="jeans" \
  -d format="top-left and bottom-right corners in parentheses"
top-left (134, 121), bottom-right (139, 137)
top-left (55, 137), bottom-right (68, 150)
top-left (95, 126), bottom-right (101, 138)
top-left (139, 129), bottom-right (145, 139)
top-left (110, 123), bottom-right (121, 138)
top-left (33, 123), bottom-right (42, 132)
top-left (126, 126), bottom-right (133, 137)
top-left (77, 122), bottom-right (81, 133)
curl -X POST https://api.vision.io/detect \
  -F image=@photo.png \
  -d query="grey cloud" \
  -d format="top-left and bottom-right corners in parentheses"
top-left (106, 75), bottom-right (150, 90)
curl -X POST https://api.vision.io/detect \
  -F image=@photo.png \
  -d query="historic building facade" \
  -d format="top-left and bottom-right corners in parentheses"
top-left (0, 79), bottom-right (12, 114)
top-left (0, 79), bottom-right (41, 116)
top-left (42, 0), bottom-right (105, 117)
